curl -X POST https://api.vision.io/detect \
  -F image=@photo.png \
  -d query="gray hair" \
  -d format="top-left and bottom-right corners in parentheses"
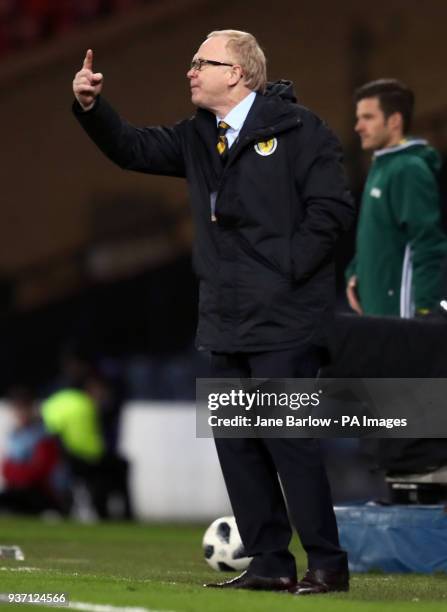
top-left (207, 29), bottom-right (267, 93)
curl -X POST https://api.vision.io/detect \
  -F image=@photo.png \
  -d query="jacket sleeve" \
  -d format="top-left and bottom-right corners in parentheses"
top-left (291, 118), bottom-right (356, 282)
top-left (389, 158), bottom-right (447, 310)
top-left (72, 96), bottom-right (186, 178)
top-left (345, 255), bottom-right (357, 282)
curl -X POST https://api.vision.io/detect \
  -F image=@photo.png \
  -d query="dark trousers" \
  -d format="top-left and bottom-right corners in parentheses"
top-left (0, 487), bottom-right (63, 515)
top-left (68, 453), bottom-right (133, 520)
top-left (211, 346), bottom-right (347, 579)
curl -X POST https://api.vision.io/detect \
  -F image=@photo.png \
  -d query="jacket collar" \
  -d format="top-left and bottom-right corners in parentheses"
top-left (194, 86), bottom-right (301, 142)
top-left (193, 86), bottom-right (302, 178)
top-left (238, 91), bottom-right (301, 141)
top-left (373, 138), bottom-right (428, 158)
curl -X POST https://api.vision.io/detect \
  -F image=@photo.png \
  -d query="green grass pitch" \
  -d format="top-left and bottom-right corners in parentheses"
top-left (0, 517), bottom-right (446, 611)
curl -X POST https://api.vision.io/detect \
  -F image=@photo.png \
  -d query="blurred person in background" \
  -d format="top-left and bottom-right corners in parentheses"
top-left (42, 364), bottom-right (133, 520)
top-left (0, 387), bottom-right (69, 516)
top-left (71, 29), bottom-right (354, 595)
top-left (56, 345), bottom-right (126, 454)
top-left (346, 78), bottom-right (447, 317)
top-left (346, 79), bottom-right (447, 499)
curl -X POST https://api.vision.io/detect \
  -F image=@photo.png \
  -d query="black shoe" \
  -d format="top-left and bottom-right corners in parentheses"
top-left (204, 570), bottom-right (296, 591)
top-left (291, 568), bottom-right (349, 595)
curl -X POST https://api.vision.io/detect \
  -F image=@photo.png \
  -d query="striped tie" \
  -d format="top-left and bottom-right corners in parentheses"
top-left (216, 121), bottom-right (230, 163)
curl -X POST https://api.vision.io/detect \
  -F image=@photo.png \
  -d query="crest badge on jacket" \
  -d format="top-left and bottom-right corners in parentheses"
top-left (254, 138), bottom-right (278, 156)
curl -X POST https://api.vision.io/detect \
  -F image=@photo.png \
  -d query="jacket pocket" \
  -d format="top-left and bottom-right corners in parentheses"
top-left (234, 232), bottom-right (292, 280)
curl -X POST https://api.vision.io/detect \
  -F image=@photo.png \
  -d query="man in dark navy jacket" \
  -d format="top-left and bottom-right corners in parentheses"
top-left (73, 29), bottom-right (354, 595)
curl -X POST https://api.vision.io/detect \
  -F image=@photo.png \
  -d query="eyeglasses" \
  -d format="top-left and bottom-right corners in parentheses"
top-left (190, 58), bottom-right (234, 72)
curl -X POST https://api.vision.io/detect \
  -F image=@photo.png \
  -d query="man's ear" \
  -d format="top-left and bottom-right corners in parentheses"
top-left (228, 65), bottom-right (244, 87)
top-left (387, 111), bottom-right (404, 133)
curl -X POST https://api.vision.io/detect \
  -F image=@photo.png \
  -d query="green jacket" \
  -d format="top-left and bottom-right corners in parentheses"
top-left (346, 139), bottom-right (447, 316)
top-left (41, 389), bottom-right (104, 462)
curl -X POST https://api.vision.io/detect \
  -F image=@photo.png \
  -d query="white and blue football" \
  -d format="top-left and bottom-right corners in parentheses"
top-left (203, 515), bottom-right (253, 571)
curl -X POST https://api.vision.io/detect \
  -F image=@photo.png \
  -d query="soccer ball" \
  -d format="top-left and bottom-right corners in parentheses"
top-left (203, 515), bottom-right (253, 571)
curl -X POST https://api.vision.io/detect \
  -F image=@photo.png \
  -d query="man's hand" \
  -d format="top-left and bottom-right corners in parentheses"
top-left (72, 49), bottom-right (103, 111)
top-left (346, 275), bottom-right (363, 314)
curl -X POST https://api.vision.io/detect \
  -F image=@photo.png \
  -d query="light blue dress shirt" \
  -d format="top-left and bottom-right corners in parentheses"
top-left (216, 91), bottom-right (257, 148)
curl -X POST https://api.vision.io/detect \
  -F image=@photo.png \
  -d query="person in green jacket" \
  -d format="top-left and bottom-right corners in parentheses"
top-left (346, 79), bottom-right (447, 317)
top-left (41, 388), bottom-right (104, 463)
top-left (41, 376), bottom-right (133, 520)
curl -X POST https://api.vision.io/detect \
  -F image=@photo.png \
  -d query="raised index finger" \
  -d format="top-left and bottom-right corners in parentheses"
top-left (82, 49), bottom-right (93, 71)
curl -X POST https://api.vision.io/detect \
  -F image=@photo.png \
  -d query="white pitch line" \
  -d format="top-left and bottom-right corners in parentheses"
top-left (69, 603), bottom-right (177, 612)
top-left (0, 566), bottom-right (39, 571)
top-left (0, 597), bottom-right (177, 612)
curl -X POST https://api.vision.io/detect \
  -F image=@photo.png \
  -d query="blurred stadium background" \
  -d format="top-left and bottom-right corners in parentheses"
top-left (0, 0), bottom-right (447, 522)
